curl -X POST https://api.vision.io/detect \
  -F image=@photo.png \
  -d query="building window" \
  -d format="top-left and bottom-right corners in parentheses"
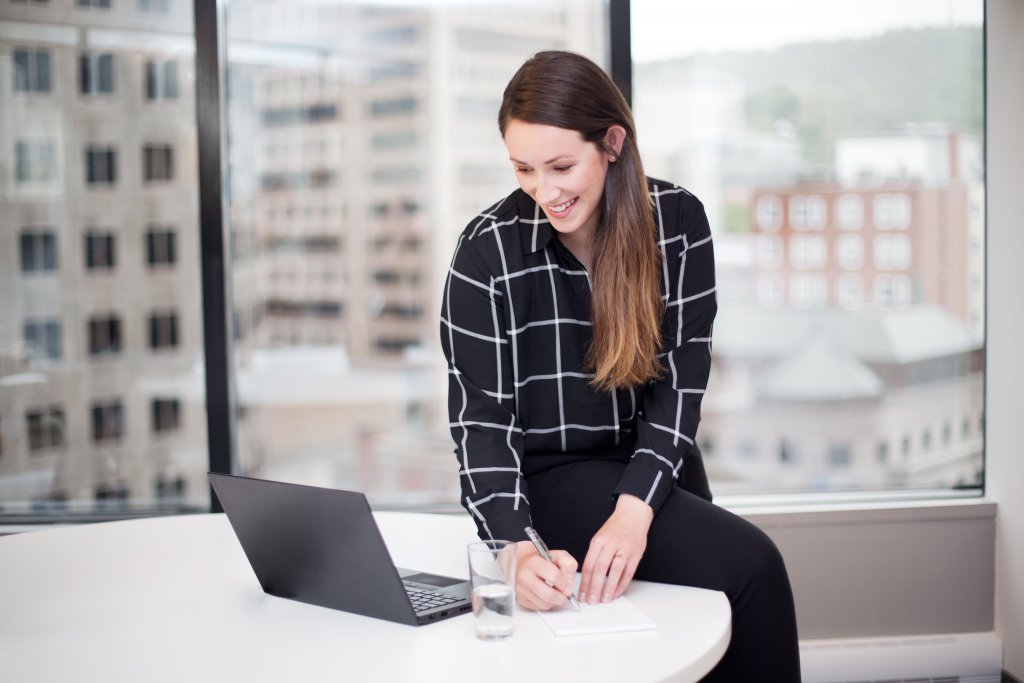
top-left (138, 0), bottom-right (170, 12)
top-left (873, 234), bottom-right (912, 270)
top-left (79, 52), bottom-right (115, 94)
top-left (876, 441), bottom-right (889, 464)
top-left (91, 399), bottom-right (124, 442)
top-left (757, 235), bottom-right (783, 269)
top-left (13, 48), bottom-right (52, 93)
top-left (84, 230), bottom-right (117, 270)
top-left (151, 398), bottom-right (181, 433)
top-left (148, 312), bottom-right (180, 350)
top-left (874, 275), bottom-right (912, 308)
top-left (836, 274), bottom-right (864, 310)
top-left (790, 273), bottom-right (827, 309)
top-left (85, 146), bottom-right (117, 185)
top-left (19, 229), bottom-right (58, 273)
top-left (15, 139), bottom-right (56, 183)
top-left (143, 144), bottom-right (174, 182)
top-left (789, 235), bottom-right (827, 270)
top-left (88, 314), bottom-right (123, 356)
top-left (873, 193), bottom-right (911, 230)
top-left (78, 0), bottom-right (112, 6)
top-left (779, 439), bottom-right (797, 464)
top-left (370, 96), bottom-right (417, 117)
top-left (756, 273), bottom-right (784, 308)
top-left (789, 194), bottom-right (827, 231)
top-left (144, 59), bottom-right (179, 99)
top-left (829, 443), bottom-right (852, 467)
top-left (26, 406), bottom-right (65, 451)
top-left (836, 194), bottom-right (864, 230)
top-left (756, 195), bottom-right (782, 231)
top-left (145, 227), bottom-right (177, 266)
top-left (23, 319), bottom-right (62, 361)
top-left (836, 234), bottom-right (864, 270)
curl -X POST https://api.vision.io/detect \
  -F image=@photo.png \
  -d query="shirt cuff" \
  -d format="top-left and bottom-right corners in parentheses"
top-left (613, 460), bottom-right (674, 515)
top-left (472, 507), bottom-right (533, 544)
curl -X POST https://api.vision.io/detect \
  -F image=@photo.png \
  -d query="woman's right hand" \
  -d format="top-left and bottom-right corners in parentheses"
top-left (514, 541), bottom-right (578, 611)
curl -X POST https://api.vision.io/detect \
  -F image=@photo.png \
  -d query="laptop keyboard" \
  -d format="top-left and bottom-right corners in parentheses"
top-left (405, 585), bottom-right (461, 613)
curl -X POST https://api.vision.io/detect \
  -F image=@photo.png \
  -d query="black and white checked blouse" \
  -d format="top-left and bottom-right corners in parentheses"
top-left (440, 178), bottom-right (717, 543)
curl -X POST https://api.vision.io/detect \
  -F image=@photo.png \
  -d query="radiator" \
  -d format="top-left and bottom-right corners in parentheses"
top-left (800, 631), bottom-right (1002, 683)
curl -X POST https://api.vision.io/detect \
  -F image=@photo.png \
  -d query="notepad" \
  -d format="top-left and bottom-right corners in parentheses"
top-left (538, 595), bottom-right (657, 636)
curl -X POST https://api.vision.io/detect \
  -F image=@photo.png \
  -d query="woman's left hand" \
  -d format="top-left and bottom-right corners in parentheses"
top-left (578, 494), bottom-right (654, 604)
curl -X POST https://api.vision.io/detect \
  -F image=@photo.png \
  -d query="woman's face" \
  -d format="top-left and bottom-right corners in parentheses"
top-left (503, 119), bottom-right (614, 247)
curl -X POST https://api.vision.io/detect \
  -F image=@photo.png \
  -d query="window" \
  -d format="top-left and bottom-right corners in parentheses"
top-left (836, 194), bottom-right (864, 230)
top-left (633, 0), bottom-right (984, 495)
top-left (80, 52), bottom-right (115, 94)
top-left (15, 139), bottom-right (56, 183)
top-left (85, 146), bottom-right (117, 185)
top-left (19, 229), bottom-right (58, 273)
top-left (26, 406), bottom-right (65, 451)
top-left (13, 47), bottom-right (52, 93)
top-left (789, 195), bottom-right (827, 231)
top-left (78, 0), bottom-right (111, 7)
top-left (143, 144), bottom-right (174, 182)
top-left (144, 59), bottom-right (179, 99)
top-left (151, 398), bottom-right (181, 433)
top-left (88, 314), bottom-right (123, 356)
top-left (138, 0), bottom-right (170, 12)
top-left (874, 193), bottom-right (911, 230)
top-left (91, 399), bottom-right (124, 442)
top-left (23, 319), bottom-right (62, 361)
top-left (148, 311), bottom-right (180, 350)
top-left (84, 230), bottom-right (117, 270)
top-left (145, 226), bottom-right (177, 266)
top-left (756, 196), bottom-right (782, 231)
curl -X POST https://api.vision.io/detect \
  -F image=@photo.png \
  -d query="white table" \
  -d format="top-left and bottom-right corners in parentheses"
top-left (0, 512), bottom-right (730, 682)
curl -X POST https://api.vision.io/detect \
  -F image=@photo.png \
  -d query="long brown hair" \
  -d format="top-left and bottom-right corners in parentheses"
top-left (498, 50), bottom-right (663, 391)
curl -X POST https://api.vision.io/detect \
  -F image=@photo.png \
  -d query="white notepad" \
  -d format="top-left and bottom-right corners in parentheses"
top-left (538, 595), bottom-right (657, 636)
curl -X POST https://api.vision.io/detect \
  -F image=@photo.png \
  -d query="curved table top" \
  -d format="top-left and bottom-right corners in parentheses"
top-left (0, 512), bottom-right (730, 682)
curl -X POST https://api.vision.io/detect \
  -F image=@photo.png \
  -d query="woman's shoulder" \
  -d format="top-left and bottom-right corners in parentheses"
top-left (645, 177), bottom-right (709, 236)
top-left (646, 176), bottom-right (703, 210)
top-left (450, 188), bottom-right (537, 272)
top-left (458, 188), bottom-right (533, 242)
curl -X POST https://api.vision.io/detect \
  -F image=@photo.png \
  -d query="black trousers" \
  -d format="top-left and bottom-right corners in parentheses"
top-left (525, 455), bottom-right (802, 683)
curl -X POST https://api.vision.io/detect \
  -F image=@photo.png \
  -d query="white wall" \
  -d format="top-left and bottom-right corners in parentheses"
top-left (984, 0), bottom-right (1024, 675)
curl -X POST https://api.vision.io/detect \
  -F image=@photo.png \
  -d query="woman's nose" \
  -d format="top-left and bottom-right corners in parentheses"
top-left (535, 173), bottom-right (559, 204)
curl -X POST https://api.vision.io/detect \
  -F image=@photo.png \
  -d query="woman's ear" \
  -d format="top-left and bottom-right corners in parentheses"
top-left (603, 125), bottom-right (627, 160)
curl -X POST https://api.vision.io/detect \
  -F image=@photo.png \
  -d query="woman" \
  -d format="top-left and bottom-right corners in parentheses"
top-left (440, 50), bottom-right (801, 681)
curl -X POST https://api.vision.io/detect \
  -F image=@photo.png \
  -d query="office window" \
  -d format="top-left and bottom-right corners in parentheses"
top-left (26, 406), bottom-right (65, 451)
top-left (633, 0), bottom-right (984, 494)
top-left (23, 319), bottom-right (62, 361)
top-left (144, 59), bottom-right (179, 99)
top-left (145, 226), bottom-right (177, 266)
top-left (13, 48), bottom-right (52, 93)
top-left (78, 0), bottom-right (111, 8)
top-left (19, 229), bottom-right (58, 273)
top-left (143, 144), bottom-right (174, 182)
top-left (151, 398), bottom-right (181, 433)
top-left (84, 230), bottom-right (117, 270)
top-left (79, 52), bottom-right (115, 94)
top-left (91, 399), bottom-right (124, 442)
top-left (88, 314), bottom-right (123, 355)
top-left (148, 311), bottom-right (179, 350)
top-left (15, 139), bottom-right (56, 183)
top-left (85, 146), bottom-right (117, 185)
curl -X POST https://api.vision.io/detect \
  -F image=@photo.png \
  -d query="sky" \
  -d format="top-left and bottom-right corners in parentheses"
top-left (630, 0), bottom-right (983, 62)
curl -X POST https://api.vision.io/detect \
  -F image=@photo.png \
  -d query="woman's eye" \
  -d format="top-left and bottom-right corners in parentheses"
top-left (554, 166), bottom-right (572, 173)
top-left (515, 167), bottom-right (532, 175)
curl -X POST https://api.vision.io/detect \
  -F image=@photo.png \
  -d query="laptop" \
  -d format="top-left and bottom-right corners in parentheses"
top-left (208, 472), bottom-right (473, 626)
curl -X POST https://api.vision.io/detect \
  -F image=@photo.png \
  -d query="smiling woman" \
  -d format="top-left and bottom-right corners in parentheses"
top-left (440, 50), bottom-right (802, 681)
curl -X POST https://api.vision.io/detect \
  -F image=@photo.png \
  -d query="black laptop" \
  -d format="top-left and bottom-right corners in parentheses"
top-left (208, 472), bottom-right (473, 626)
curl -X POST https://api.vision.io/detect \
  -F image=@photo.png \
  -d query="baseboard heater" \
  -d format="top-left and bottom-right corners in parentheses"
top-left (800, 631), bottom-right (1002, 683)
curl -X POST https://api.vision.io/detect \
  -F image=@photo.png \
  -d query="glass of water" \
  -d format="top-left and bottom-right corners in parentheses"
top-left (466, 540), bottom-right (517, 640)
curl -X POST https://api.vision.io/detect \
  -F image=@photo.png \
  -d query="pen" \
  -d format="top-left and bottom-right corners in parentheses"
top-left (524, 526), bottom-right (582, 611)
